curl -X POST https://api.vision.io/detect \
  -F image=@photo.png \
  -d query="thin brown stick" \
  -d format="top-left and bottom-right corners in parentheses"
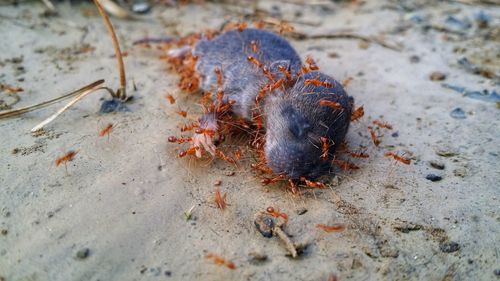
top-left (93, 0), bottom-right (127, 99)
top-left (31, 86), bottom-right (113, 132)
top-left (0, 80), bottom-right (105, 119)
top-left (288, 31), bottom-right (402, 51)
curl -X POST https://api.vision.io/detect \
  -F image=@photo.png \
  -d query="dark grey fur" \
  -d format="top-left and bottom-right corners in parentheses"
top-left (193, 29), bottom-right (353, 179)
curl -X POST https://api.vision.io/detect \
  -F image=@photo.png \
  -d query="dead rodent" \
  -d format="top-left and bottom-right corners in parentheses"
top-left (172, 28), bottom-right (353, 180)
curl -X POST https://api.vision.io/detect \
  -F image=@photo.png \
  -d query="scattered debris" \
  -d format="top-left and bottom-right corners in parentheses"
top-left (439, 241), bottom-right (460, 253)
top-left (75, 248), bottom-right (90, 259)
top-left (450, 108), bottom-right (466, 119)
top-left (409, 55), bottom-right (420, 63)
top-left (430, 71), bottom-right (446, 81)
top-left (296, 208), bottom-right (308, 215)
top-left (254, 210), bottom-right (297, 258)
top-left (426, 174), bottom-right (443, 182)
top-left (248, 252), bottom-right (268, 264)
top-left (453, 167), bottom-right (467, 178)
top-left (442, 84), bottom-right (500, 103)
top-left (393, 221), bottom-right (423, 233)
top-left (183, 205), bottom-right (195, 221)
top-left (457, 57), bottom-right (497, 80)
top-left (436, 149), bottom-right (458, 157)
top-left (429, 161), bottom-right (445, 170)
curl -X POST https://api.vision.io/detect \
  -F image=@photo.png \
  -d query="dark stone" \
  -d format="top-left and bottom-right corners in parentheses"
top-left (409, 55), bottom-right (420, 63)
top-left (450, 108), bottom-right (466, 119)
top-left (296, 208), bottom-right (308, 215)
top-left (164, 271), bottom-right (172, 277)
top-left (430, 71), bottom-right (446, 81)
top-left (430, 161), bottom-right (445, 170)
top-left (75, 248), bottom-right (90, 259)
top-left (439, 241), bottom-right (460, 253)
top-left (426, 174), bottom-right (442, 182)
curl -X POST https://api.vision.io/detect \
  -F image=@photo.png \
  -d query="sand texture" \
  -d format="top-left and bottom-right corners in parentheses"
top-left (0, 1), bottom-right (499, 280)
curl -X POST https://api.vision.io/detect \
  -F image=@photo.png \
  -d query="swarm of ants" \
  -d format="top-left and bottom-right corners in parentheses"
top-left (150, 21), bottom-right (412, 196)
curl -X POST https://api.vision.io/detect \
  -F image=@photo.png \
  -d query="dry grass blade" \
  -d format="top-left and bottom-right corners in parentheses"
top-left (31, 85), bottom-right (114, 132)
top-left (93, 0), bottom-right (128, 100)
top-left (0, 80), bottom-right (104, 119)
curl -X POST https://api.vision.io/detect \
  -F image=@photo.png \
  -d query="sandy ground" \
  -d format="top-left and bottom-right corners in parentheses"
top-left (0, 1), bottom-right (499, 280)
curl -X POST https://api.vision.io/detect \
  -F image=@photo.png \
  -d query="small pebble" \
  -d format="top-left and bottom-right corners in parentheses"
top-left (296, 208), bottom-right (308, 215)
top-left (214, 180), bottom-right (222, 186)
top-left (75, 248), bottom-right (90, 259)
top-left (453, 168), bottom-right (467, 178)
top-left (248, 252), bottom-right (268, 264)
top-left (409, 55), bottom-right (420, 63)
top-left (475, 11), bottom-right (490, 29)
top-left (426, 174), bottom-right (442, 182)
top-left (429, 161), bottom-right (445, 170)
top-left (1, 229), bottom-right (7, 236)
top-left (328, 52), bottom-right (339, 58)
top-left (164, 271), bottom-right (172, 277)
top-left (439, 241), bottom-right (460, 253)
top-left (494, 269), bottom-right (500, 276)
top-left (450, 108), bottom-right (466, 119)
top-left (430, 71), bottom-right (446, 81)
top-left (132, 2), bottom-right (151, 14)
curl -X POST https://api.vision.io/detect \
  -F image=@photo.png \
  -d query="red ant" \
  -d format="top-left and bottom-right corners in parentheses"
top-left (373, 119), bottom-right (393, 130)
top-left (253, 20), bottom-right (265, 29)
top-left (341, 77), bottom-right (353, 87)
top-left (384, 151), bottom-right (411, 165)
top-left (214, 187), bottom-right (227, 210)
top-left (247, 55), bottom-right (263, 68)
top-left (179, 146), bottom-right (198, 157)
top-left (320, 137), bottom-right (329, 161)
top-left (99, 123), bottom-right (113, 140)
top-left (168, 136), bottom-right (192, 143)
top-left (237, 22), bottom-right (247, 32)
top-left (367, 126), bottom-right (381, 146)
top-left (277, 65), bottom-right (292, 81)
top-left (165, 94), bottom-right (176, 104)
top-left (305, 78), bottom-right (332, 88)
top-left (305, 55), bottom-right (319, 71)
top-left (194, 128), bottom-right (215, 137)
top-left (269, 78), bottom-right (285, 91)
top-left (180, 122), bottom-right (198, 132)
top-left (278, 21), bottom-right (294, 34)
top-left (55, 151), bottom-right (77, 173)
top-left (316, 223), bottom-right (345, 233)
top-left (214, 67), bottom-right (224, 88)
top-left (300, 177), bottom-right (326, 189)
top-left (250, 40), bottom-right (259, 53)
top-left (206, 253), bottom-right (235, 269)
top-left (216, 150), bottom-right (236, 164)
top-left (319, 99), bottom-right (343, 110)
top-left (176, 110), bottom-right (187, 118)
top-left (261, 174), bottom-right (286, 185)
top-left (266, 206), bottom-right (289, 222)
top-left (351, 106), bottom-right (364, 122)
top-left (333, 159), bottom-right (360, 170)
top-left (349, 149), bottom-right (369, 158)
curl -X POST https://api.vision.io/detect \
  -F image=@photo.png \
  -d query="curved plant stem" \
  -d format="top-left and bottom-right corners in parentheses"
top-left (93, 0), bottom-right (127, 99)
top-left (0, 80), bottom-right (104, 119)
